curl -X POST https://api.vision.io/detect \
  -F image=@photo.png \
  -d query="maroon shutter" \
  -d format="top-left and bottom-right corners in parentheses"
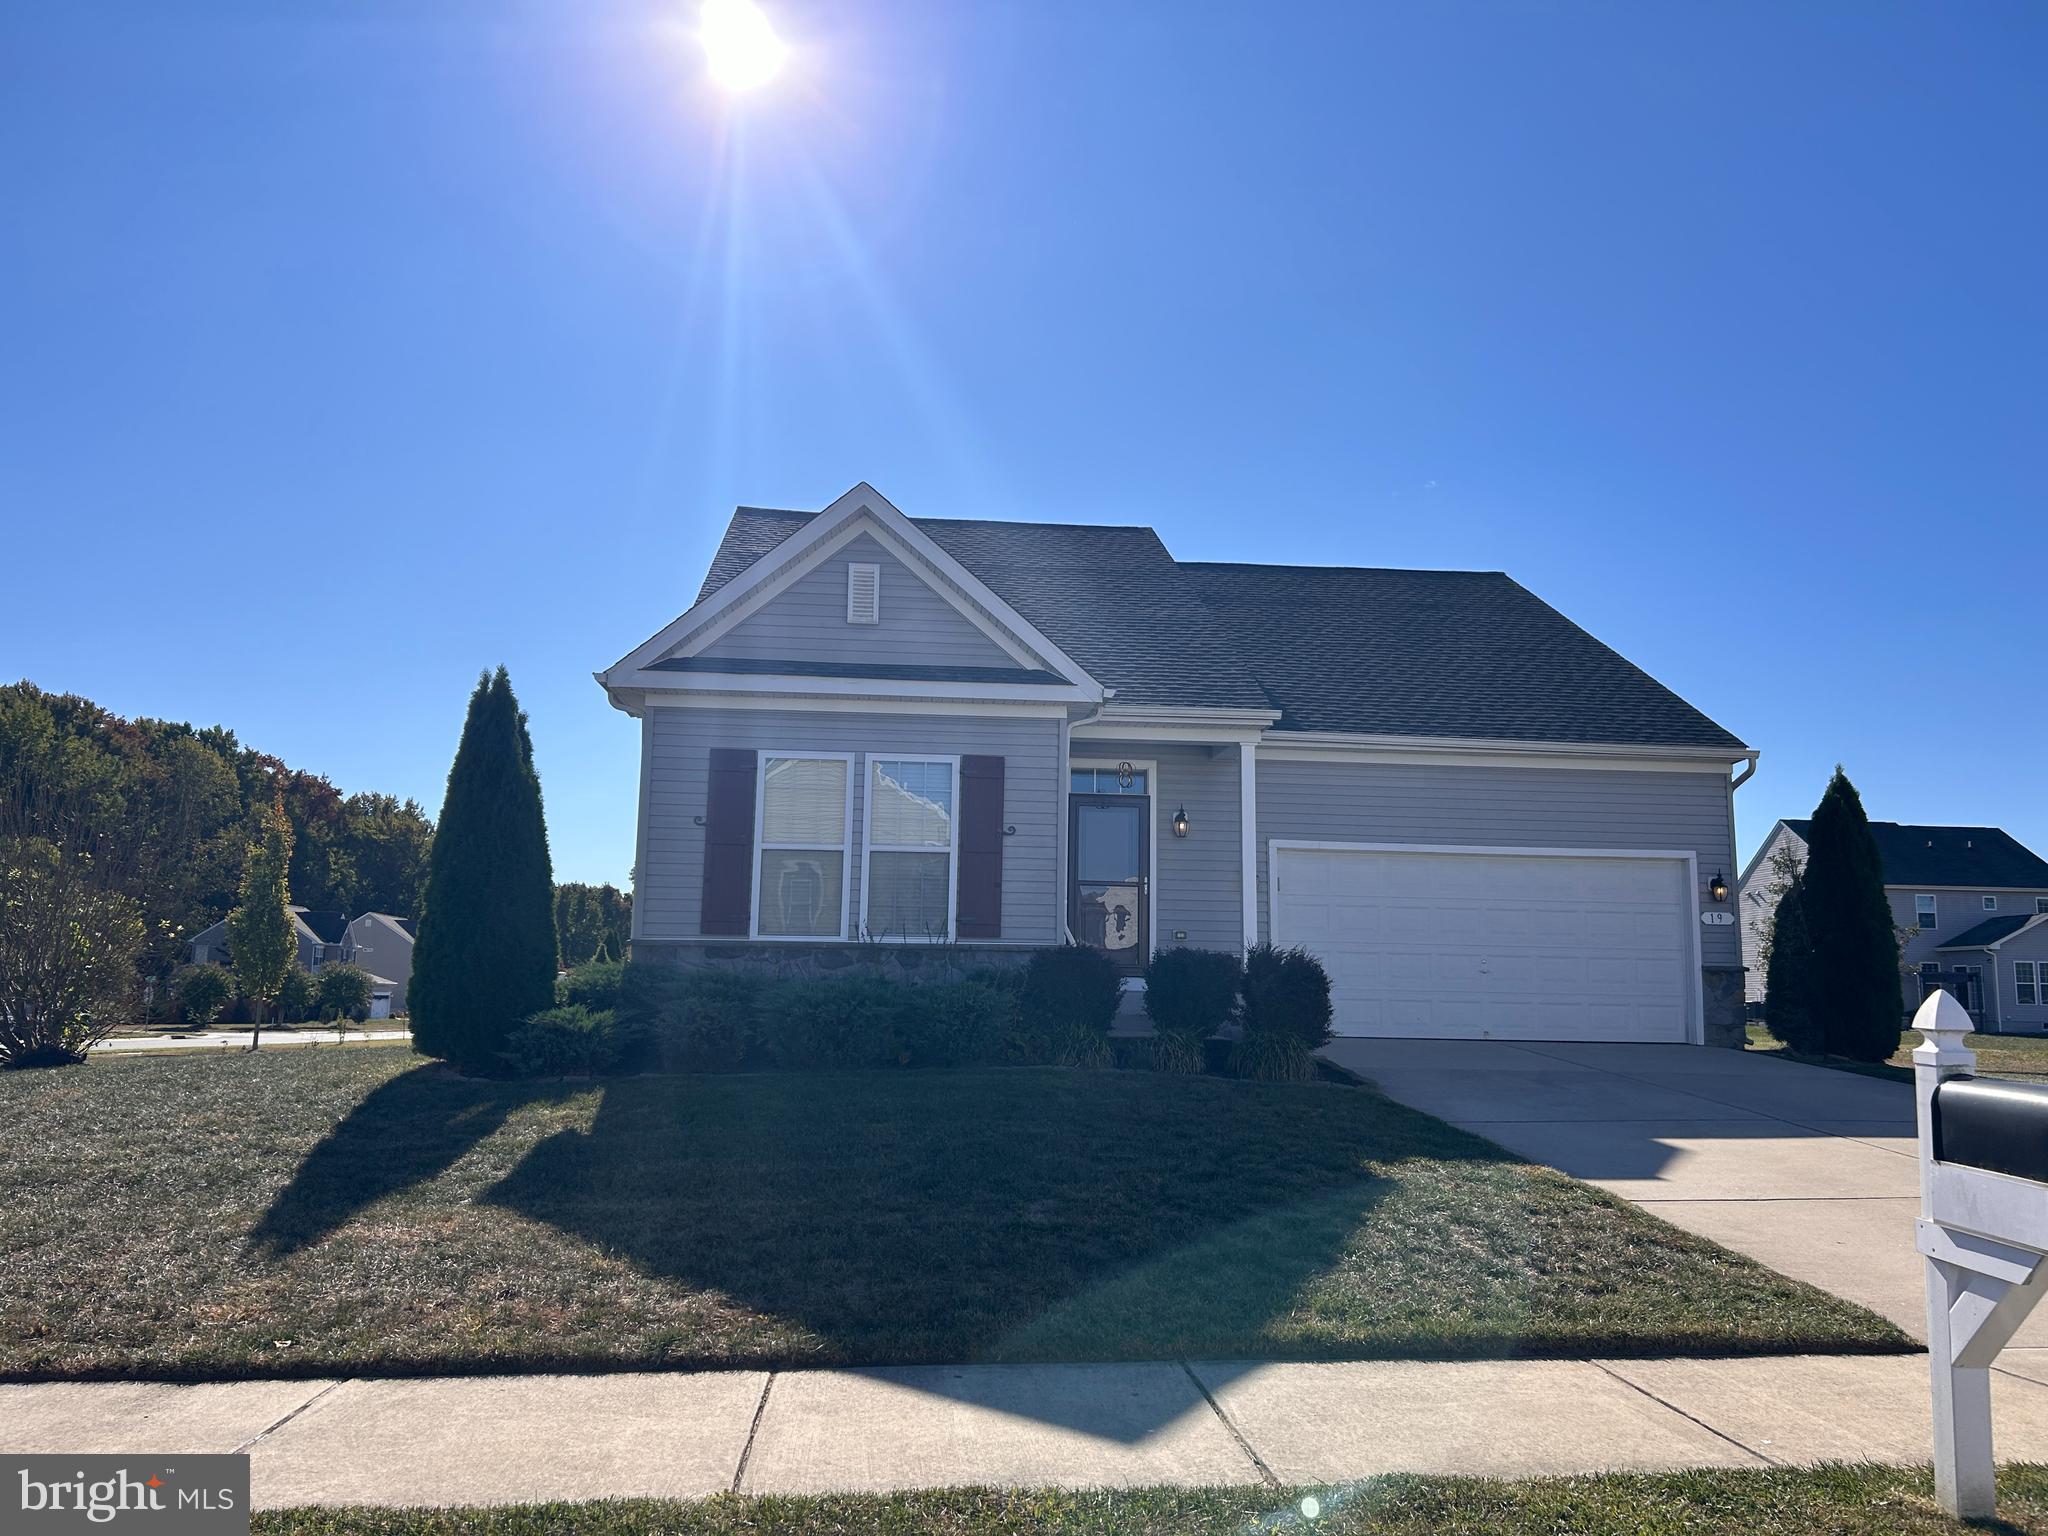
top-left (957, 754), bottom-right (1005, 940)
top-left (700, 748), bottom-right (757, 935)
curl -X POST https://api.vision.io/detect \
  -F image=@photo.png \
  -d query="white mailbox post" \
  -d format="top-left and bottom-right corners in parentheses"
top-left (1915, 988), bottom-right (2048, 1518)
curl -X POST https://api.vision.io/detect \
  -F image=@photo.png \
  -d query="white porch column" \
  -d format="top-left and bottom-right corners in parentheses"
top-left (1239, 738), bottom-right (1258, 953)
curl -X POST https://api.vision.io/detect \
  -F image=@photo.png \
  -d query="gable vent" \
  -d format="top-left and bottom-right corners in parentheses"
top-left (846, 562), bottom-right (880, 625)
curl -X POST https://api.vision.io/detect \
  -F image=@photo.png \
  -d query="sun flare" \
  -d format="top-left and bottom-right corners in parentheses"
top-left (701, 0), bottom-right (787, 93)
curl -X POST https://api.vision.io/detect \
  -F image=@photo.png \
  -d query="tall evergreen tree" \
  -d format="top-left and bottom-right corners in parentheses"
top-left (1802, 767), bottom-right (1903, 1062)
top-left (229, 796), bottom-right (297, 1051)
top-left (410, 668), bottom-right (557, 1072)
top-left (1763, 871), bottom-right (1823, 1054)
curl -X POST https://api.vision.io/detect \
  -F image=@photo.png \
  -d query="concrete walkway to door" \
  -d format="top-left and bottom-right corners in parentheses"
top-left (1319, 1037), bottom-right (2048, 1362)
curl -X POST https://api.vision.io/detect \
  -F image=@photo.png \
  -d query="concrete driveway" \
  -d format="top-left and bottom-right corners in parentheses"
top-left (1320, 1037), bottom-right (2048, 1356)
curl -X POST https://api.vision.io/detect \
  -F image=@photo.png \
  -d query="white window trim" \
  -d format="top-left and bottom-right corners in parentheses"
top-left (1918, 895), bottom-right (1939, 931)
top-left (750, 750), bottom-right (855, 942)
top-left (1070, 757), bottom-right (1161, 973)
top-left (859, 754), bottom-right (960, 943)
top-left (1986, 896), bottom-right (2001, 912)
top-left (2019, 961), bottom-right (2039, 1009)
top-left (2037, 897), bottom-right (2048, 915)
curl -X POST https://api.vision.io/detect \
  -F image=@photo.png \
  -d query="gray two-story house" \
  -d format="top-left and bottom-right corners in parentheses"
top-left (1739, 819), bottom-right (2048, 1031)
top-left (601, 484), bottom-right (1758, 1046)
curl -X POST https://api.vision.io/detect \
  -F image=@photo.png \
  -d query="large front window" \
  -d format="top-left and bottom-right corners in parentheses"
top-left (863, 757), bottom-right (956, 940)
top-left (755, 755), bottom-right (850, 937)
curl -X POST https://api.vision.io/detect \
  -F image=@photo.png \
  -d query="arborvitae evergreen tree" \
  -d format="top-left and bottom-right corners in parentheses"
top-left (1802, 767), bottom-right (1903, 1062)
top-left (1763, 871), bottom-right (1824, 1054)
top-left (228, 796), bottom-right (296, 1050)
top-left (410, 668), bottom-right (558, 1072)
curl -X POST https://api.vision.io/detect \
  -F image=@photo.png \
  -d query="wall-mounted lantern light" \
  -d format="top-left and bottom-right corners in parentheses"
top-left (1171, 804), bottom-right (1190, 839)
top-left (1709, 870), bottom-right (1729, 904)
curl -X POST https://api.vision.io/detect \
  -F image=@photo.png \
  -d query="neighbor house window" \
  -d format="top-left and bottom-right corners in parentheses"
top-left (862, 757), bottom-right (956, 940)
top-left (755, 754), bottom-right (851, 938)
top-left (2019, 962), bottom-right (2040, 1009)
top-left (1917, 895), bottom-right (1938, 931)
top-left (2037, 897), bottom-right (2048, 915)
top-left (1985, 896), bottom-right (2000, 912)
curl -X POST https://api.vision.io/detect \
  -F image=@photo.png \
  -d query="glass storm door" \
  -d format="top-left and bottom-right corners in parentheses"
top-left (1069, 795), bottom-right (1148, 975)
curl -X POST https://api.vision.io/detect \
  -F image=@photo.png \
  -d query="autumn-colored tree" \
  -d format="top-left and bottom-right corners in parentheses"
top-left (229, 797), bottom-right (297, 1050)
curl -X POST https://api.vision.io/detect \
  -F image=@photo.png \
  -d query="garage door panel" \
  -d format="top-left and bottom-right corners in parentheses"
top-left (1272, 847), bottom-right (1695, 1043)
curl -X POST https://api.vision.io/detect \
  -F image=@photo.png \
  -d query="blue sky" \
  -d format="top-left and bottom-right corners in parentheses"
top-left (3, 1), bottom-right (2042, 886)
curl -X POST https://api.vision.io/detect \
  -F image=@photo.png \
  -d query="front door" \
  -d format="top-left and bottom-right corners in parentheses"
top-left (1069, 794), bottom-right (1149, 975)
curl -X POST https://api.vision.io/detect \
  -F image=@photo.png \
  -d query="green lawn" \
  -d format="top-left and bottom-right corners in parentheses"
top-left (255, 1468), bottom-right (2048, 1536)
top-left (0, 1045), bottom-right (1905, 1380)
top-left (1747, 1021), bottom-right (2048, 1081)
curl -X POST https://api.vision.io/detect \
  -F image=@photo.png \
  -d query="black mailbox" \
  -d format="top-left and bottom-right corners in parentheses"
top-left (1933, 1076), bottom-right (2048, 1184)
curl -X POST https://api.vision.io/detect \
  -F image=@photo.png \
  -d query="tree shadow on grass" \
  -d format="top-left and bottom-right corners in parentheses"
top-left (481, 1071), bottom-right (1426, 1356)
top-left (250, 1064), bottom-right (580, 1257)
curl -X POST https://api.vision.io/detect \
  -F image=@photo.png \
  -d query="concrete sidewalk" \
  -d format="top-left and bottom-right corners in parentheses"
top-left (1319, 1037), bottom-right (2048, 1359)
top-left (7, 1353), bottom-right (2048, 1509)
top-left (94, 1029), bottom-right (413, 1053)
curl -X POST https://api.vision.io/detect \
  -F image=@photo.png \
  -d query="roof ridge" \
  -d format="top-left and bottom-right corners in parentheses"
top-left (1183, 560), bottom-right (1508, 578)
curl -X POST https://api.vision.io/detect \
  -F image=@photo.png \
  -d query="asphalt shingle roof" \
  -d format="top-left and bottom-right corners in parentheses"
top-left (690, 509), bottom-right (1746, 749)
top-left (1936, 914), bottom-right (2045, 950)
top-left (1782, 821), bottom-right (2048, 891)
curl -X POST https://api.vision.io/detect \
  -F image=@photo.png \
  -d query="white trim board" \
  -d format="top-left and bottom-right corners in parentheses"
top-left (1266, 839), bottom-right (1705, 1045)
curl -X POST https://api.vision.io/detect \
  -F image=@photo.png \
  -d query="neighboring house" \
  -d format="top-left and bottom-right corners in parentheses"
top-left (344, 912), bottom-right (417, 1017)
top-left (188, 907), bottom-right (416, 1018)
top-left (1737, 820), bottom-right (2048, 1023)
top-left (188, 907), bottom-right (351, 972)
top-left (599, 484), bottom-right (1756, 1046)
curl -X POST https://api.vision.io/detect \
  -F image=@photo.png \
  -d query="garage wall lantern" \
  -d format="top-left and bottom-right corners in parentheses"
top-left (1171, 804), bottom-right (1190, 839)
top-left (1709, 871), bottom-right (1729, 903)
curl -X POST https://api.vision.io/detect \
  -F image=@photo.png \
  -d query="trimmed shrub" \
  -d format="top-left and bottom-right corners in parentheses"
top-left (1144, 947), bottom-right (1240, 1042)
top-left (1239, 944), bottom-right (1334, 1048)
top-left (758, 976), bottom-right (906, 1070)
top-left (174, 964), bottom-right (233, 1028)
top-left (894, 979), bottom-right (1021, 1067)
top-left (275, 967), bottom-right (318, 1024)
top-left (1022, 945), bottom-right (1122, 1036)
top-left (613, 963), bottom-right (761, 1072)
top-left (558, 958), bottom-right (627, 1013)
top-left (499, 1004), bottom-right (619, 1077)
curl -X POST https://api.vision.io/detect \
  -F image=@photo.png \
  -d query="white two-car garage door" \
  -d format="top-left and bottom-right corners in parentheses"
top-left (1269, 844), bottom-right (1699, 1043)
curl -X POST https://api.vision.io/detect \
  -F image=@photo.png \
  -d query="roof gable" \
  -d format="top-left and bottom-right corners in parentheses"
top-left (648, 487), bottom-right (1748, 750)
top-left (1938, 913), bottom-right (2048, 951)
top-left (1782, 820), bottom-right (2048, 890)
top-left (604, 485), bottom-right (1104, 706)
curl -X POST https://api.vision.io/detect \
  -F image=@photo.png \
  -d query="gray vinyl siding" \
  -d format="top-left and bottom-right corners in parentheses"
top-left (1254, 760), bottom-right (1740, 967)
top-left (1076, 740), bottom-right (1244, 953)
top-left (1898, 888), bottom-right (2048, 969)
top-left (1990, 927), bottom-right (2048, 1033)
top-left (694, 534), bottom-right (1018, 670)
top-left (639, 705), bottom-right (1063, 944)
